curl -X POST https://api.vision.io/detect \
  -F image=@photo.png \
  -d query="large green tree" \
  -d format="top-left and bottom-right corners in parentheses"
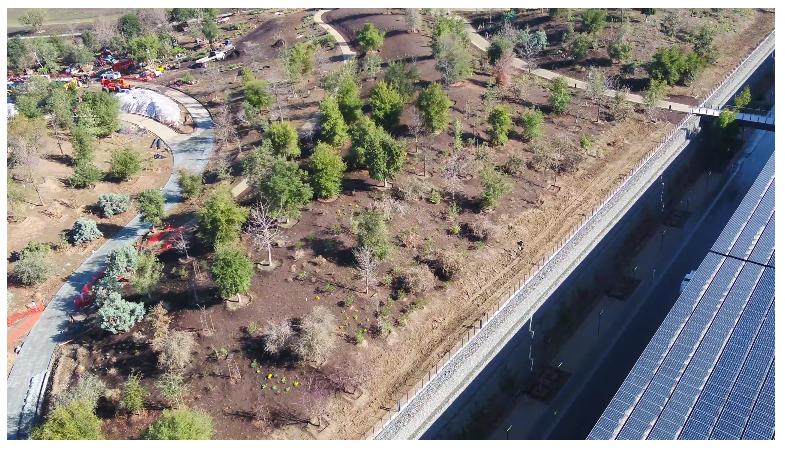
top-left (319, 96), bottom-right (349, 146)
top-left (369, 80), bottom-right (405, 130)
top-left (308, 142), bottom-right (346, 200)
top-left (356, 23), bottom-right (385, 54)
top-left (260, 159), bottom-right (313, 222)
top-left (198, 186), bottom-right (249, 248)
top-left (210, 244), bottom-right (253, 301)
top-left (416, 83), bottom-right (453, 134)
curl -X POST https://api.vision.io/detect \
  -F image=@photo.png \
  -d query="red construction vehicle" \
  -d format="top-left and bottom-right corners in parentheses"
top-left (112, 59), bottom-right (135, 73)
top-left (101, 78), bottom-right (132, 92)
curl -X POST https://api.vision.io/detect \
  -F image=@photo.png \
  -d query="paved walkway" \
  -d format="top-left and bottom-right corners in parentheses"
top-left (6, 86), bottom-right (214, 440)
top-left (463, 22), bottom-right (693, 113)
top-left (314, 10), bottom-right (357, 62)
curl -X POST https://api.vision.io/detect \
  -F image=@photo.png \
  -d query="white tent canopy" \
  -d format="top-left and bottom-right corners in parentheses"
top-left (117, 88), bottom-right (181, 126)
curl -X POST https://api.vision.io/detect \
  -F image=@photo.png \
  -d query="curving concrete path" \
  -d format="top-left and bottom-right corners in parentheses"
top-left (314, 9), bottom-right (357, 63)
top-left (6, 86), bottom-right (214, 440)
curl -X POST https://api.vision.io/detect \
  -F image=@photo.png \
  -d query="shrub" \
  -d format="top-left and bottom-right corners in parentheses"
top-left (501, 156), bottom-right (527, 177)
top-left (428, 189), bottom-right (442, 204)
top-left (70, 218), bottom-right (103, 245)
top-left (398, 265), bottom-right (436, 295)
top-left (308, 142), bottom-right (347, 200)
top-left (607, 37), bottom-right (632, 63)
top-left (519, 108), bottom-right (544, 141)
top-left (369, 81), bottom-right (405, 130)
top-left (210, 244), bottom-right (254, 300)
top-left (318, 96), bottom-right (349, 146)
top-left (293, 306), bottom-right (336, 365)
top-left (648, 46), bottom-right (704, 86)
top-left (137, 189), bottom-right (165, 227)
top-left (479, 166), bottom-right (509, 210)
top-left (356, 23), bottom-right (385, 53)
top-left (69, 161), bottom-right (103, 188)
top-left (109, 147), bottom-right (143, 180)
top-left (416, 83), bottom-right (453, 134)
top-left (266, 121), bottom-right (300, 159)
top-left (105, 244), bottom-right (138, 278)
top-left (488, 106), bottom-right (512, 146)
top-left (132, 250), bottom-right (163, 297)
top-left (432, 250), bottom-right (462, 281)
top-left (121, 372), bottom-right (148, 414)
top-left (260, 158), bottom-right (313, 222)
top-left (52, 373), bottom-right (107, 410)
top-left (178, 170), bottom-right (204, 199)
top-left (282, 42), bottom-right (315, 81)
top-left (334, 76), bottom-right (363, 124)
top-left (263, 320), bottom-right (293, 355)
top-left (384, 60), bottom-right (420, 100)
top-left (31, 400), bottom-right (103, 440)
top-left (92, 275), bottom-right (124, 302)
top-left (356, 210), bottom-right (390, 260)
top-left (465, 217), bottom-right (497, 242)
top-left (97, 292), bottom-right (146, 334)
top-left (14, 242), bottom-right (53, 286)
top-left (243, 78), bottom-right (273, 111)
top-left (548, 77), bottom-right (572, 115)
top-left (198, 186), bottom-right (248, 248)
top-left (144, 407), bottom-right (214, 440)
top-left (580, 9), bottom-right (607, 34)
top-left (155, 372), bottom-right (189, 408)
top-left (580, 134), bottom-right (593, 149)
top-left (82, 91), bottom-right (120, 137)
top-left (157, 330), bottom-right (196, 373)
top-left (568, 33), bottom-right (592, 61)
top-left (98, 193), bottom-right (131, 217)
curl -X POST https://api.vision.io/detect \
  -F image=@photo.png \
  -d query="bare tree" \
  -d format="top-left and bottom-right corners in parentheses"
top-left (262, 319), bottom-right (293, 355)
top-left (405, 9), bottom-right (422, 33)
top-left (353, 246), bottom-right (378, 294)
top-left (138, 9), bottom-right (168, 34)
top-left (441, 147), bottom-right (471, 201)
top-left (586, 67), bottom-right (612, 122)
top-left (410, 113), bottom-right (427, 176)
top-left (172, 230), bottom-right (190, 260)
top-left (93, 17), bottom-right (118, 47)
top-left (8, 118), bottom-right (44, 206)
top-left (247, 202), bottom-right (281, 266)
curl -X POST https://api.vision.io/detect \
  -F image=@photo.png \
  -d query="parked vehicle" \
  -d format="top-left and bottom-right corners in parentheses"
top-left (193, 50), bottom-right (227, 68)
top-left (101, 78), bottom-right (132, 92)
top-left (112, 59), bottom-right (135, 73)
top-left (101, 71), bottom-right (122, 81)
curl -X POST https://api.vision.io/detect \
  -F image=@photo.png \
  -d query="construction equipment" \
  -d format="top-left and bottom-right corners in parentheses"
top-left (101, 78), bottom-right (132, 92)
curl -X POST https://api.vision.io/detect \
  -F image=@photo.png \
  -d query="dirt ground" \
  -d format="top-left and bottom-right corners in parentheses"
top-left (6, 122), bottom-right (171, 326)
top-left (35, 8), bottom-right (774, 440)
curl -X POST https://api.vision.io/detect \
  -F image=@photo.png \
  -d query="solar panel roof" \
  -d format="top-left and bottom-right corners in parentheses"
top-left (588, 154), bottom-right (775, 440)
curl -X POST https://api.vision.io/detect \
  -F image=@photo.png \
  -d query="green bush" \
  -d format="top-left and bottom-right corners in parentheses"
top-left (198, 186), bottom-right (249, 248)
top-left (105, 244), bottom-right (138, 278)
top-left (82, 91), bottom-right (120, 138)
top-left (369, 80), bottom-right (405, 130)
top-left (260, 159), bottom-right (313, 221)
top-left (70, 217), bottom-right (103, 245)
top-left (568, 33), bottom-right (593, 61)
top-left (282, 42), bottom-right (315, 81)
top-left (356, 23), bottom-right (385, 53)
top-left (98, 193), bottom-right (131, 217)
top-left (178, 170), bottom-right (204, 199)
top-left (416, 83), bottom-right (453, 134)
top-left (31, 400), bottom-right (103, 440)
top-left (384, 60), bottom-right (420, 100)
top-left (211, 243), bottom-right (254, 300)
top-left (137, 189), bottom-right (165, 227)
top-left (335, 76), bottom-right (363, 124)
top-left (97, 292), bottom-right (145, 334)
top-left (109, 147), bottom-right (143, 181)
top-left (488, 106), bottom-right (512, 146)
top-left (308, 142), bottom-right (347, 200)
top-left (607, 37), bottom-right (632, 63)
top-left (121, 372), bottom-right (148, 414)
top-left (479, 166), bottom-right (509, 210)
top-left (132, 250), bottom-right (163, 297)
top-left (356, 209), bottom-right (390, 259)
top-left (243, 78), bottom-right (273, 110)
top-left (580, 9), bottom-right (607, 34)
top-left (70, 161), bottom-right (103, 189)
top-left (319, 96), bottom-right (349, 146)
top-left (549, 77), bottom-right (572, 115)
top-left (519, 108), bottom-right (544, 141)
top-left (266, 121), bottom-right (300, 159)
top-left (14, 242), bottom-right (53, 286)
top-left (144, 407), bottom-right (214, 440)
top-left (648, 46), bottom-right (704, 86)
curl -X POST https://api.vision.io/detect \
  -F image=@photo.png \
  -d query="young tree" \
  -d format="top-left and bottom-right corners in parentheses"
top-left (369, 80), bottom-right (405, 130)
top-left (487, 106), bottom-right (512, 146)
top-left (105, 244), bottom-right (138, 278)
top-left (353, 246), bottom-right (378, 294)
top-left (568, 33), bottom-right (592, 61)
top-left (519, 108), bottom-right (544, 141)
top-left (198, 186), bottom-right (249, 248)
top-left (366, 131), bottom-right (406, 188)
top-left (586, 67), bottom-right (611, 122)
top-left (356, 23), bottom-right (385, 54)
top-left (266, 121), bottom-right (301, 159)
top-left (82, 91), bottom-right (120, 138)
top-left (334, 75), bottom-right (363, 124)
top-left (308, 142), bottom-right (347, 200)
top-left (132, 250), bottom-right (163, 299)
top-left (384, 59), bottom-right (420, 100)
top-left (643, 79), bottom-right (668, 122)
top-left (98, 194), bottom-right (131, 219)
top-left (318, 96), bottom-right (349, 146)
top-left (243, 78), bottom-right (273, 111)
top-left (734, 85), bottom-right (752, 110)
top-left (70, 217), bottom-right (103, 245)
top-left (246, 202), bottom-right (281, 266)
top-left (648, 46), bottom-right (704, 86)
top-left (31, 400), bottom-right (103, 440)
top-left (13, 242), bottom-right (53, 286)
top-left (19, 9), bottom-right (45, 32)
top-left (97, 292), bottom-right (146, 334)
top-left (178, 170), bottom-right (204, 200)
top-left (610, 87), bottom-right (634, 121)
top-left (109, 147), bottom-right (143, 181)
top-left (416, 83), bottom-right (453, 134)
top-left (548, 77), bottom-right (572, 115)
top-left (479, 165), bottom-right (509, 210)
top-left (8, 116), bottom-right (46, 205)
top-left (211, 244), bottom-right (254, 301)
top-left (356, 209), bottom-right (390, 259)
top-left (121, 372), bottom-right (148, 414)
top-left (282, 42), bottom-right (315, 82)
top-left (607, 36), bottom-right (632, 63)
top-left (144, 408), bottom-right (214, 440)
top-left (581, 9), bottom-right (607, 34)
top-left (201, 19), bottom-right (220, 44)
top-left (433, 32), bottom-right (473, 84)
top-left (137, 189), bottom-right (165, 228)
top-left (260, 159), bottom-right (313, 223)
top-left (515, 28), bottom-right (548, 68)
top-left (404, 9), bottom-right (422, 33)
top-left (117, 13), bottom-right (142, 40)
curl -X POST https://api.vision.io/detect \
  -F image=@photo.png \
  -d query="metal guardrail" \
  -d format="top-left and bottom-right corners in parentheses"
top-left (366, 29), bottom-right (775, 440)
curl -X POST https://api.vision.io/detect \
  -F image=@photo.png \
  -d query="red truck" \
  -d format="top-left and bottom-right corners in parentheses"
top-left (112, 59), bottom-right (135, 73)
top-left (101, 78), bottom-right (132, 92)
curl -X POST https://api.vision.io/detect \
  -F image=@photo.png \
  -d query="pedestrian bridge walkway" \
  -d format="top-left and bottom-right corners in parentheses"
top-left (690, 107), bottom-right (775, 131)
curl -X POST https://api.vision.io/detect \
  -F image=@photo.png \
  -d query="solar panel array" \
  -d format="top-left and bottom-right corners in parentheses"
top-left (588, 154), bottom-right (775, 440)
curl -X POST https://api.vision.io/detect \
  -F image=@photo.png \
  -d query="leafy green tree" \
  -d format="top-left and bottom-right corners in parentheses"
top-left (211, 244), bottom-right (254, 300)
top-left (127, 34), bottom-right (162, 63)
top-left (117, 13), bottom-right (142, 40)
top-left (243, 78), bottom-right (273, 110)
top-left (70, 217), bottom-right (103, 245)
top-left (607, 36), bottom-right (632, 63)
top-left (244, 140), bottom-right (275, 193)
top-left (15, 75), bottom-right (52, 118)
top-left (691, 25), bottom-right (717, 63)
top-left (581, 9), bottom-right (607, 34)
top-left (137, 189), bottom-right (165, 227)
top-left (178, 170), bottom-right (204, 199)
top-left (308, 143), bottom-right (346, 200)
top-left (198, 186), bottom-right (249, 248)
top-left (144, 408), bottom-right (214, 440)
top-left (80, 30), bottom-right (97, 50)
top-left (416, 83), bottom-right (453, 134)
top-left (519, 108), bottom-right (544, 141)
top-left (479, 165), bottom-right (509, 210)
top-left (643, 78), bottom-right (668, 117)
top-left (488, 106), bottom-right (512, 146)
top-left (28, 38), bottom-right (61, 73)
top-left (31, 400), bottom-right (103, 440)
top-left (97, 292), bottom-right (146, 334)
top-left (717, 108), bottom-right (737, 129)
top-left (70, 162), bottom-right (103, 189)
top-left (349, 117), bottom-right (405, 187)
top-left (260, 159), bottom-right (313, 222)
top-left (335, 76), bottom-right (363, 123)
top-left (548, 77), bottom-right (572, 115)
top-left (201, 20), bottom-right (220, 43)
top-left (356, 210), bottom-right (390, 259)
top-left (487, 35), bottom-right (514, 66)
top-left (8, 37), bottom-right (31, 71)
top-left (121, 372), bottom-right (148, 414)
top-left (369, 80), bottom-right (405, 130)
top-left (169, 8), bottom-right (200, 23)
top-left (356, 23), bottom-right (385, 54)
top-left (46, 88), bottom-right (75, 131)
top-left (82, 91), bottom-right (120, 137)
top-left (266, 121), bottom-right (300, 159)
top-left (568, 33), bottom-right (592, 61)
top-left (132, 251), bottom-right (163, 298)
top-left (648, 46), bottom-right (704, 85)
top-left (384, 60), bottom-right (420, 100)
top-left (433, 31), bottom-right (473, 84)
top-left (62, 44), bottom-right (94, 65)
top-left (734, 85), bottom-right (752, 110)
top-left (70, 126), bottom-right (96, 167)
top-left (319, 96), bottom-right (349, 146)
top-left (282, 42), bottom-right (314, 81)
top-left (13, 242), bottom-right (53, 286)
top-left (109, 147), bottom-right (142, 181)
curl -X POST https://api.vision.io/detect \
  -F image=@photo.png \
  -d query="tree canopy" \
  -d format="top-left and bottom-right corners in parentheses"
top-left (198, 186), bottom-right (249, 248)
